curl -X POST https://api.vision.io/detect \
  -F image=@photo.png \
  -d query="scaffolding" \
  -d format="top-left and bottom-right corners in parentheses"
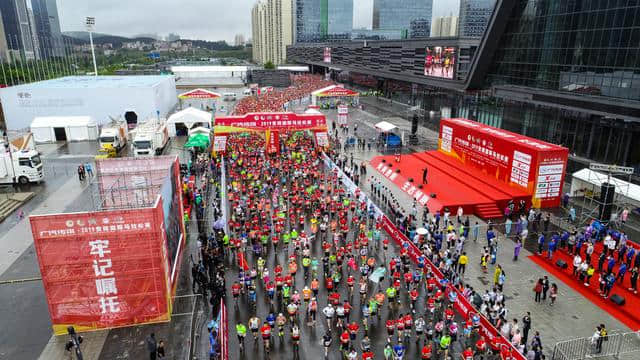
top-left (89, 156), bottom-right (177, 211)
top-left (574, 164), bottom-right (634, 228)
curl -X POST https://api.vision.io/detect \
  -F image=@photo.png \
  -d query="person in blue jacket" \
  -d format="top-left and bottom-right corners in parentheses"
top-left (617, 263), bottom-right (628, 284)
top-left (603, 272), bottom-right (616, 298)
top-left (393, 342), bottom-right (405, 359)
top-left (547, 236), bottom-right (557, 259)
top-left (607, 256), bottom-right (616, 274)
top-left (626, 248), bottom-right (636, 268)
top-left (537, 233), bottom-right (545, 255)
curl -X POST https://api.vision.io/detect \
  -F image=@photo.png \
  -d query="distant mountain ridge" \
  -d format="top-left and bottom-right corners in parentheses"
top-left (62, 32), bottom-right (241, 50)
top-left (63, 31), bottom-right (156, 46)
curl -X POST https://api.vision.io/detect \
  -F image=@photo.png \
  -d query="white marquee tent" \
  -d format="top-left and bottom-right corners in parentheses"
top-left (0, 76), bottom-right (177, 131)
top-left (30, 116), bottom-right (98, 143)
top-left (374, 121), bottom-right (398, 133)
top-left (167, 107), bottom-right (212, 137)
top-left (571, 168), bottom-right (640, 208)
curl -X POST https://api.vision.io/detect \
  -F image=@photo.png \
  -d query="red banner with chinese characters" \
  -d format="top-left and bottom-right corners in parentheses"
top-left (314, 86), bottom-right (359, 98)
top-left (30, 203), bottom-right (172, 335)
top-left (381, 213), bottom-right (526, 360)
top-left (439, 118), bottom-right (568, 208)
top-left (214, 112), bottom-right (328, 132)
top-left (371, 160), bottom-right (431, 207)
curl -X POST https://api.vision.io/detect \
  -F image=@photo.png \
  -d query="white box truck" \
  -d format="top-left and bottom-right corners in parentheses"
top-left (0, 134), bottom-right (44, 185)
top-left (132, 119), bottom-right (169, 157)
top-left (99, 119), bottom-right (129, 152)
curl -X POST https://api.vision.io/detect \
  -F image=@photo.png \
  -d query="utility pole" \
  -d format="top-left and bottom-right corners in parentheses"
top-left (86, 17), bottom-right (98, 76)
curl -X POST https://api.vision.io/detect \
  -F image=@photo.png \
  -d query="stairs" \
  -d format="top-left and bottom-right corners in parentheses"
top-left (0, 198), bottom-right (22, 222)
top-left (474, 203), bottom-right (503, 219)
top-left (0, 192), bottom-right (34, 223)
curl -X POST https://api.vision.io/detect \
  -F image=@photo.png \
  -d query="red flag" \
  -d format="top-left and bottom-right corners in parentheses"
top-left (237, 252), bottom-right (249, 271)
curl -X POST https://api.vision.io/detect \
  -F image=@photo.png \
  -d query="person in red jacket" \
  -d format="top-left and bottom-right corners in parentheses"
top-left (489, 336), bottom-right (501, 356)
top-left (385, 319), bottom-right (395, 342)
top-left (409, 287), bottom-right (419, 312)
top-left (476, 337), bottom-right (487, 356)
top-left (362, 350), bottom-right (374, 360)
top-left (462, 347), bottom-right (474, 360)
top-left (421, 342), bottom-right (433, 359)
top-left (340, 329), bottom-right (350, 351)
top-left (347, 321), bottom-right (359, 341)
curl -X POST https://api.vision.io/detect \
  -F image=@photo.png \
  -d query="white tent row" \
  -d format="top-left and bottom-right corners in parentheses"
top-left (570, 168), bottom-right (640, 208)
top-left (30, 116), bottom-right (98, 143)
top-left (167, 107), bottom-right (212, 137)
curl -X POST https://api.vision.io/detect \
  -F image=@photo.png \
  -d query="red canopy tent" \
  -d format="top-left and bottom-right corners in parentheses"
top-left (311, 85), bottom-right (359, 107)
top-left (178, 88), bottom-right (221, 99)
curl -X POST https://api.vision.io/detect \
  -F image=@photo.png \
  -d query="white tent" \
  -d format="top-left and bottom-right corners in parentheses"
top-left (167, 107), bottom-right (212, 137)
top-left (304, 108), bottom-right (322, 115)
top-left (30, 116), bottom-right (98, 143)
top-left (571, 168), bottom-right (640, 208)
top-left (188, 126), bottom-right (211, 136)
top-left (374, 121), bottom-right (397, 133)
top-left (1, 76), bottom-right (177, 131)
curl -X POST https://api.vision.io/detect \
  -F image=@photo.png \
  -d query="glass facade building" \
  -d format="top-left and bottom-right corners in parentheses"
top-left (295, 0), bottom-right (353, 42)
top-left (486, 0), bottom-right (640, 101)
top-left (372, 0), bottom-right (433, 39)
top-left (458, 0), bottom-right (496, 37)
top-left (295, 0), bottom-right (326, 43)
top-left (288, 0), bottom-right (640, 170)
top-left (328, 0), bottom-right (353, 40)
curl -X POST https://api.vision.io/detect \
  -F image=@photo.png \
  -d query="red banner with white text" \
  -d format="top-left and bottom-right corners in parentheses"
top-left (439, 118), bottom-right (568, 208)
top-left (30, 203), bottom-right (172, 335)
top-left (381, 214), bottom-right (526, 360)
top-left (215, 112), bottom-right (327, 132)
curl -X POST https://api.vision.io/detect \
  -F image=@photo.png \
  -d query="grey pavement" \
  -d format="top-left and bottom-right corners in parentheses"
top-left (218, 149), bottom-right (474, 360)
top-left (334, 106), bottom-right (632, 349)
top-left (0, 174), bottom-right (95, 360)
top-left (0, 93), bottom-right (632, 360)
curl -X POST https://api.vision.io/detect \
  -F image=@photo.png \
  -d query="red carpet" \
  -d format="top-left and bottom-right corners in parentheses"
top-left (529, 248), bottom-right (640, 331)
top-left (370, 150), bottom-right (529, 218)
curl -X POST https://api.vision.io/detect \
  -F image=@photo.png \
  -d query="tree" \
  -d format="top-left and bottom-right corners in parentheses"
top-left (264, 61), bottom-right (275, 70)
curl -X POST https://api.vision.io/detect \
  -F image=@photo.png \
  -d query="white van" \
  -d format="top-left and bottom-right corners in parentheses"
top-left (243, 89), bottom-right (252, 96)
top-left (223, 92), bottom-right (237, 101)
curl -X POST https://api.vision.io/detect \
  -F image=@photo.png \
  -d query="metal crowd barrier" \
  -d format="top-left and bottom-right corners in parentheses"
top-left (552, 331), bottom-right (640, 360)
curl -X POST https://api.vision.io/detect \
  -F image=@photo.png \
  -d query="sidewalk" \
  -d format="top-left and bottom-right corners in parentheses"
top-left (332, 107), bottom-right (631, 347)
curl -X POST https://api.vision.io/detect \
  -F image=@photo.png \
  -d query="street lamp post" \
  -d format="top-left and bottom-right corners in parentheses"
top-left (85, 17), bottom-right (98, 77)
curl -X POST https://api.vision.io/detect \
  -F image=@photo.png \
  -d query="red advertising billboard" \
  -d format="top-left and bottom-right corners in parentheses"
top-left (439, 118), bottom-right (569, 208)
top-left (30, 203), bottom-right (172, 335)
top-left (214, 112), bottom-right (328, 132)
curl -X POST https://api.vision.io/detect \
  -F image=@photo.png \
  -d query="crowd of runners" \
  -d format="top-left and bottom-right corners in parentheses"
top-left (211, 125), bottom-right (548, 360)
top-left (233, 75), bottom-right (334, 115)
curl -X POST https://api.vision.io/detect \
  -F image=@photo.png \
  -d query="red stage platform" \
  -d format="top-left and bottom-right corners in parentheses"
top-left (370, 150), bottom-right (530, 218)
top-left (529, 242), bottom-right (640, 331)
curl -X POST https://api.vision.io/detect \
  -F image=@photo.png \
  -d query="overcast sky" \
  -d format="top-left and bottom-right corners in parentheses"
top-left (57, 0), bottom-right (460, 42)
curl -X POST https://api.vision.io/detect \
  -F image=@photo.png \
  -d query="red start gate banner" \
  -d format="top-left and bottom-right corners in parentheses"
top-left (439, 118), bottom-right (569, 208)
top-left (30, 203), bottom-right (172, 335)
top-left (215, 112), bottom-right (328, 131)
